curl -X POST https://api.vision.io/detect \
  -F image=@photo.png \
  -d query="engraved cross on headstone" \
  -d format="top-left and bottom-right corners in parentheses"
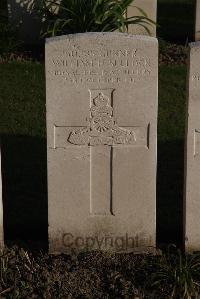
top-left (54, 89), bottom-right (148, 216)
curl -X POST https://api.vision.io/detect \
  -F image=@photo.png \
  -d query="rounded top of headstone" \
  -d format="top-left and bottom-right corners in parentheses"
top-left (45, 32), bottom-right (158, 44)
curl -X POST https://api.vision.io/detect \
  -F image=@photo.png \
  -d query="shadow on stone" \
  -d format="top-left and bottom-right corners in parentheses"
top-left (157, 139), bottom-right (184, 249)
top-left (1, 135), bottom-right (185, 251)
top-left (1, 134), bottom-right (48, 250)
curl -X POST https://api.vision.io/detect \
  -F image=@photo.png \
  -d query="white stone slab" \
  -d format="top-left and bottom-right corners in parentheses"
top-left (46, 32), bottom-right (158, 254)
top-left (185, 42), bottom-right (200, 252)
top-left (0, 149), bottom-right (4, 247)
top-left (196, 0), bottom-right (200, 41)
top-left (126, 0), bottom-right (157, 36)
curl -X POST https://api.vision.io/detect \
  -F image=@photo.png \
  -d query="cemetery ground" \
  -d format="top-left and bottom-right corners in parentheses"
top-left (0, 58), bottom-right (190, 298)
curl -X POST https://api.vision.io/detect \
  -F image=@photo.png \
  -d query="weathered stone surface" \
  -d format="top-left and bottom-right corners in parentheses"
top-left (46, 32), bottom-right (158, 254)
top-left (196, 0), bottom-right (200, 41)
top-left (126, 0), bottom-right (157, 36)
top-left (0, 149), bottom-right (4, 247)
top-left (185, 42), bottom-right (200, 252)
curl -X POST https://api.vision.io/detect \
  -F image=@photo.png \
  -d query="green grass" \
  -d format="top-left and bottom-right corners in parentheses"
top-left (158, 65), bottom-right (186, 141)
top-left (0, 62), bottom-right (45, 137)
top-left (0, 62), bottom-right (187, 247)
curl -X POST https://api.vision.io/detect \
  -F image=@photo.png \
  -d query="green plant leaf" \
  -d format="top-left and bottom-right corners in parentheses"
top-left (37, 0), bottom-right (155, 36)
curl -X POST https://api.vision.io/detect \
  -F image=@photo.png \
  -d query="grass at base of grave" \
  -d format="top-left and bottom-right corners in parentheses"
top-left (0, 62), bottom-right (45, 137)
top-left (0, 62), bottom-right (187, 248)
top-left (1, 244), bottom-right (200, 298)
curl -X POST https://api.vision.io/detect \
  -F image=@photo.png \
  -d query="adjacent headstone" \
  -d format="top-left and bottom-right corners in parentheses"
top-left (7, 0), bottom-right (41, 44)
top-left (126, 0), bottom-right (157, 36)
top-left (0, 149), bottom-right (4, 247)
top-left (185, 42), bottom-right (200, 252)
top-left (195, 0), bottom-right (200, 41)
top-left (46, 32), bottom-right (158, 254)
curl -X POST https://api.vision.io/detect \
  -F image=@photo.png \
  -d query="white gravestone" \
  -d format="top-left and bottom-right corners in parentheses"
top-left (126, 0), bottom-right (157, 36)
top-left (46, 32), bottom-right (158, 253)
top-left (185, 42), bottom-right (200, 252)
top-left (196, 0), bottom-right (200, 41)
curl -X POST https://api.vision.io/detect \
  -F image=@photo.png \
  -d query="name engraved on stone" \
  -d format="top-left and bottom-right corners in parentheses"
top-left (51, 46), bottom-right (151, 84)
